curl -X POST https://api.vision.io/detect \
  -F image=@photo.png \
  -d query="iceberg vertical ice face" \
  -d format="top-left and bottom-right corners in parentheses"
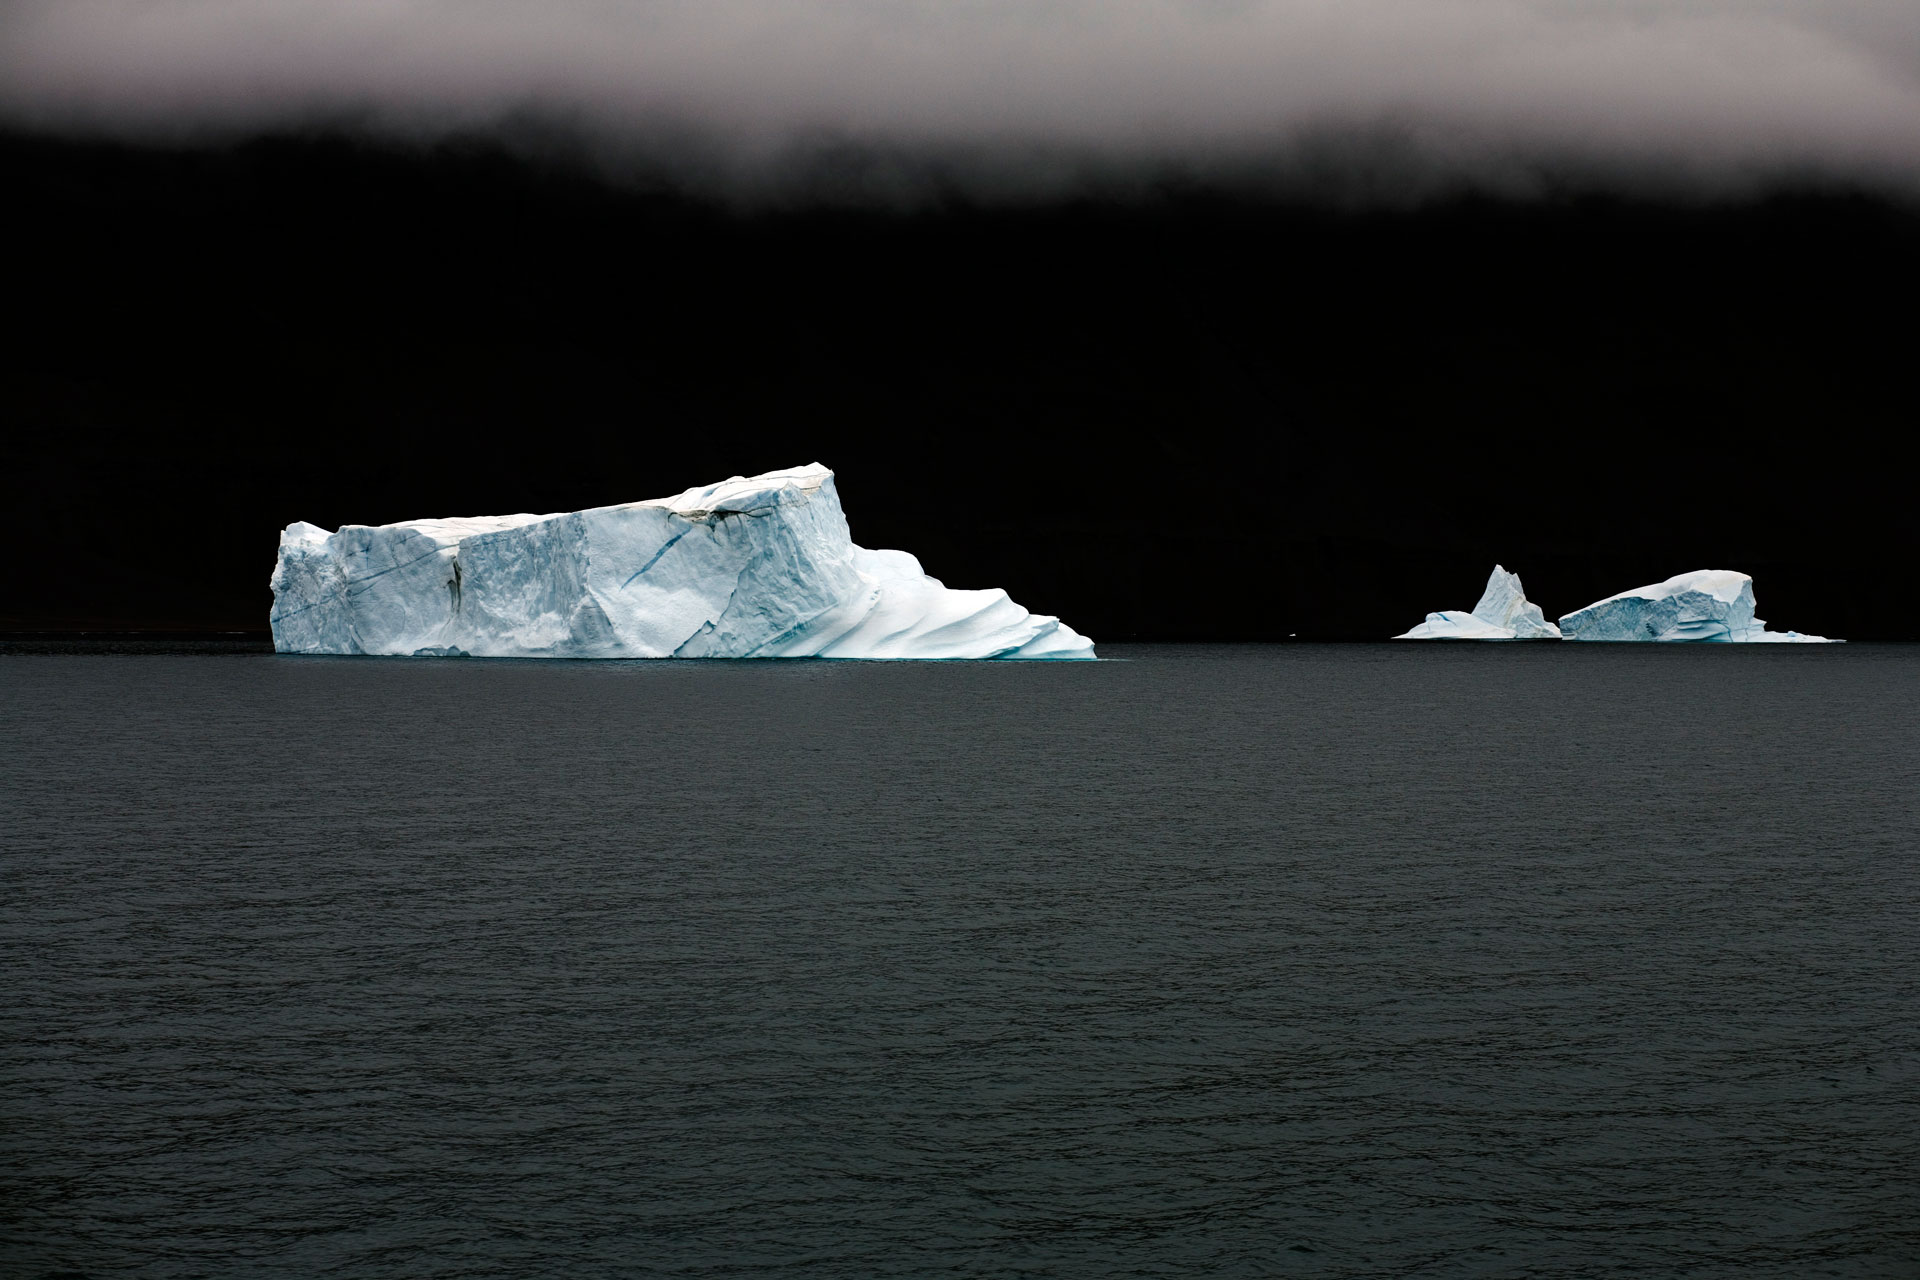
top-left (1395, 565), bottom-right (1561, 640)
top-left (269, 464), bottom-right (1095, 659)
top-left (1468, 566), bottom-right (1561, 640)
top-left (1558, 570), bottom-right (1835, 642)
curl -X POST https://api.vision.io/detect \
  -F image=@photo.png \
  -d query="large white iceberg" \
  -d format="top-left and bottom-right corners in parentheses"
top-left (1395, 565), bottom-right (1562, 640)
top-left (1558, 569), bottom-right (1836, 642)
top-left (270, 464), bottom-right (1095, 659)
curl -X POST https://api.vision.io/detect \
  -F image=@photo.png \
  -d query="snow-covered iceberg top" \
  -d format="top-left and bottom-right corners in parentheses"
top-left (1396, 565), bottom-right (1561, 640)
top-left (1558, 569), bottom-right (1836, 643)
top-left (270, 464), bottom-right (1095, 659)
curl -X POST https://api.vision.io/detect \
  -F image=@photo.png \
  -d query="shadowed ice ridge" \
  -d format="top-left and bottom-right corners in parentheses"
top-left (1396, 565), bottom-right (1561, 640)
top-left (269, 464), bottom-right (1094, 659)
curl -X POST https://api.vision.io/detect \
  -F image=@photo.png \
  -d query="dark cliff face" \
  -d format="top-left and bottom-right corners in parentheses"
top-left (8, 130), bottom-right (1916, 639)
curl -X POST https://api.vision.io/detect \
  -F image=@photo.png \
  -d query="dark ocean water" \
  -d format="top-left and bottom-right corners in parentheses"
top-left (3, 644), bottom-right (1917, 1279)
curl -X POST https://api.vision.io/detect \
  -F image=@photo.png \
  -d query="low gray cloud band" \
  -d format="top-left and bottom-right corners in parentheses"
top-left (5, 0), bottom-right (1918, 200)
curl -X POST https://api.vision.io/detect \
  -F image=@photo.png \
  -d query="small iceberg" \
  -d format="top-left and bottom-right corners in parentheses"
top-left (1395, 565), bottom-right (1561, 640)
top-left (1558, 569), bottom-right (1837, 642)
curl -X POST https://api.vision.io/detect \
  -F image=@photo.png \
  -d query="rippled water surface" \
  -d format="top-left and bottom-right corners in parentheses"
top-left (4, 644), bottom-right (1917, 1278)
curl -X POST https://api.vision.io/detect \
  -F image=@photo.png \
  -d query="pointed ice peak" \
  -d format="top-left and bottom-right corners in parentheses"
top-left (1469, 565), bottom-right (1560, 640)
top-left (1396, 564), bottom-right (1560, 640)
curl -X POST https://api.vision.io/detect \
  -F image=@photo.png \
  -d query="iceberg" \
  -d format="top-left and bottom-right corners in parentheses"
top-left (1557, 569), bottom-right (1836, 642)
top-left (1395, 565), bottom-right (1562, 640)
top-left (270, 464), bottom-right (1095, 659)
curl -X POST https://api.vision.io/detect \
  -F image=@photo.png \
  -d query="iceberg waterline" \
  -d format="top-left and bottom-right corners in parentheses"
top-left (270, 464), bottom-right (1095, 659)
top-left (1398, 566), bottom-right (1836, 642)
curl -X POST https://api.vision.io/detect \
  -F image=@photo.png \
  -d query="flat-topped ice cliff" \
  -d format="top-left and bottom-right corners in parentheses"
top-left (270, 464), bottom-right (1094, 659)
top-left (1558, 569), bottom-right (1835, 643)
top-left (1395, 565), bottom-right (1561, 640)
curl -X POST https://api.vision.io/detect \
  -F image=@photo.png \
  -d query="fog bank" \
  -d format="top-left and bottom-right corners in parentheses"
top-left (5, 0), bottom-right (1919, 201)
